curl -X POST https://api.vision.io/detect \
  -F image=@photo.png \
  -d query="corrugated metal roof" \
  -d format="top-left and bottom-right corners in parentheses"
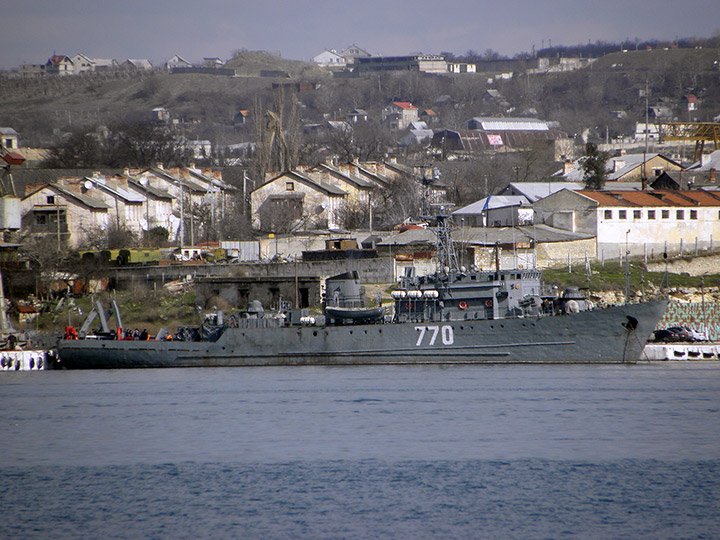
top-left (468, 117), bottom-right (549, 131)
top-left (432, 129), bottom-right (565, 153)
top-left (454, 195), bottom-right (529, 215)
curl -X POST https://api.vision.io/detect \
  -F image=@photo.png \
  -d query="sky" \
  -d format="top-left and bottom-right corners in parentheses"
top-left (2, 0), bottom-right (719, 70)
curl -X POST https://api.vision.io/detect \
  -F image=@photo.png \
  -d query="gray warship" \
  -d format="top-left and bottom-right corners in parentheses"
top-left (55, 216), bottom-right (668, 368)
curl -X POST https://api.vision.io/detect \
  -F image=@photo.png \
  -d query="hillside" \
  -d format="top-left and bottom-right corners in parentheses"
top-left (1, 47), bottom-right (718, 152)
top-left (224, 50), bottom-right (326, 78)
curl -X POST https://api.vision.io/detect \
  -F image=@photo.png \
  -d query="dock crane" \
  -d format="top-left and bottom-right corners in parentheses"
top-left (657, 122), bottom-right (720, 162)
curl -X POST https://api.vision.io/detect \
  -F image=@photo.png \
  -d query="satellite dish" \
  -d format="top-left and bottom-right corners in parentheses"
top-left (315, 202), bottom-right (327, 214)
top-left (139, 176), bottom-right (148, 186)
top-left (84, 180), bottom-right (93, 190)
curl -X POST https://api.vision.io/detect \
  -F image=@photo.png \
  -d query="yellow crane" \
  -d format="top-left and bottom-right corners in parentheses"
top-left (657, 122), bottom-right (720, 162)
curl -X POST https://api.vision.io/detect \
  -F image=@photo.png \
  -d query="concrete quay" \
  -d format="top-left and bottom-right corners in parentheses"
top-left (643, 343), bottom-right (720, 361)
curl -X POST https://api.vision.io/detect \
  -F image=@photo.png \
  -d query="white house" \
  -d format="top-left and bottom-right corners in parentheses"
top-left (533, 188), bottom-right (720, 259)
top-left (166, 54), bottom-right (192, 70)
top-left (251, 170), bottom-right (347, 231)
top-left (69, 53), bottom-right (95, 74)
top-left (313, 49), bottom-right (346, 69)
top-left (0, 127), bottom-right (19, 149)
top-left (454, 195), bottom-right (533, 227)
top-left (21, 183), bottom-right (110, 248)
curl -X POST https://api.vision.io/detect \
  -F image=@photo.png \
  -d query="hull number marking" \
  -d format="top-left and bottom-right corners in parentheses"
top-left (415, 325), bottom-right (454, 346)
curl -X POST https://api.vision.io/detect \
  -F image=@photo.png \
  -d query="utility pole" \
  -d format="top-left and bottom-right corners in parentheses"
top-left (642, 79), bottom-right (649, 190)
top-left (625, 229), bottom-right (631, 304)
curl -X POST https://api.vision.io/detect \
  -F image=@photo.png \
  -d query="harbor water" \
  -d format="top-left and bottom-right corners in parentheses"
top-left (2, 364), bottom-right (719, 539)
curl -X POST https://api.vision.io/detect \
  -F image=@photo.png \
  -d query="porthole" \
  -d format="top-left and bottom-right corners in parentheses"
top-left (313, 331), bottom-right (318, 337)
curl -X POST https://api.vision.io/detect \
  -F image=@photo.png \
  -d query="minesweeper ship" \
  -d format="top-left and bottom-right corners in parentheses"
top-left (55, 216), bottom-right (668, 368)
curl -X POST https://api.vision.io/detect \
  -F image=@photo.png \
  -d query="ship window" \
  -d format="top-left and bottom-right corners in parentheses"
top-left (648, 210), bottom-right (656, 220)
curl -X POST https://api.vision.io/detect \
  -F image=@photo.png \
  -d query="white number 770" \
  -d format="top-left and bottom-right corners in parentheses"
top-left (415, 325), bottom-right (454, 346)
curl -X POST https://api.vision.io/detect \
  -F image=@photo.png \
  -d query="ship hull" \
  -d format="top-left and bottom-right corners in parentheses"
top-left (55, 301), bottom-right (668, 369)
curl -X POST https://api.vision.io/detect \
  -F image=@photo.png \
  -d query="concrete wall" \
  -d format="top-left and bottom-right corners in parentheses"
top-left (195, 276), bottom-right (323, 310)
top-left (111, 257), bottom-right (396, 292)
top-left (536, 238), bottom-right (597, 269)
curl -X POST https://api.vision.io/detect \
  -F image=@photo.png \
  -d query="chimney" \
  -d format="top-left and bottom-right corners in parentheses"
top-left (157, 162), bottom-right (164, 170)
top-left (92, 171), bottom-right (101, 178)
top-left (563, 160), bottom-right (574, 175)
top-left (613, 159), bottom-right (625, 172)
top-left (123, 168), bottom-right (130, 177)
top-left (701, 154), bottom-right (711, 167)
top-left (711, 169), bottom-right (716, 183)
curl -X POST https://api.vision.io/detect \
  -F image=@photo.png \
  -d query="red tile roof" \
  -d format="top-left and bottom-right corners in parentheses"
top-left (577, 190), bottom-right (720, 207)
top-left (392, 102), bottom-right (416, 110)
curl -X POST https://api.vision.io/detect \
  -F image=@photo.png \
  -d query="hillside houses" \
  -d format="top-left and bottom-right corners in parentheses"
top-left (557, 152), bottom-right (683, 183)
top-left (18, 54), bottom-right (137, 76)
top-left (250, 161), bottom-right (424, 232)
top-left (19, 165), bottom-right (233, 248)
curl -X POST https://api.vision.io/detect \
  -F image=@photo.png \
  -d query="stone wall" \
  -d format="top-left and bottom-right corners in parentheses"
top-left (646, 254), bottom-right (720, 277)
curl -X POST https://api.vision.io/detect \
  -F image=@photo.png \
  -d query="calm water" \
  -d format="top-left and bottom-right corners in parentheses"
top-left (1, 364), bottom-right (719, 539)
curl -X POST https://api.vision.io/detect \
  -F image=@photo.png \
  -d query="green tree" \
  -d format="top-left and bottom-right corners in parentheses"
top-left (580, 142), bottom-right (609, 190)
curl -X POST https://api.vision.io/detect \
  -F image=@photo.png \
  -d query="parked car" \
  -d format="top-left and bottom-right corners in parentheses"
top-left (653, 327), bottom-right (699, 342)
top-left (680, 326), bottom-right (708, 342)
top-left (653, 328), bottom-right (683, 342)
top-left (655, 326), bottom-right (706, 342)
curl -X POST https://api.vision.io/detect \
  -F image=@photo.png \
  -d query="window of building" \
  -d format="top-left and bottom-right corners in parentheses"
top-left (604, 209), bottom-right (612, 219)
top-left (676, 210), bottom-right (684, 220)
top-left (46, 196), bottom-right (55, 204)
top-left (662, 209), bottom-right (669, 219)
top-left (633, 210), bottom-right (641, 219)
top-left (690, 209), bottom-right (698, 220)
top-left (648, 210), bottom-right (656, 220)
top-left (286, 182), bottom-right (294, 191)
top-left (618, 210), bottom-right (627, 219)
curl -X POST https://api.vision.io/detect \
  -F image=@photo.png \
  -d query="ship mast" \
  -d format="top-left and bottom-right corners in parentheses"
top-left (419, 165), bottom-right (459, 272)
top-left (432, 209), bottom-right (459, 273)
